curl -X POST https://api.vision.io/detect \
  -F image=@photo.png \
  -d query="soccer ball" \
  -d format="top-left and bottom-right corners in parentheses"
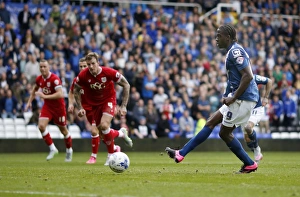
top-left (108, 152), bottom-right (130, 173)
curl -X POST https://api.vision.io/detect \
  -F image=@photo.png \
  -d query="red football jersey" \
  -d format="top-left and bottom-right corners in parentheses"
top-left (75, 66), bottom-right (121, 106)
top-left (36, 72), bottom-right (66, 109)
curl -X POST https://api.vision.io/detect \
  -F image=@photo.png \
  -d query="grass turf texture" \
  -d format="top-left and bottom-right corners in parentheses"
top-left (0, 152), bottom-right (299, 197)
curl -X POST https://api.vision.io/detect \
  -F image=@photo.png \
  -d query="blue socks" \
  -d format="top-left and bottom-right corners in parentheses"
top-left (179, 126), bottom-right (212, 156)
top-left (246, 130), bottom-right (258, 150)
top-left (227, 137), bottom-right (254, 166)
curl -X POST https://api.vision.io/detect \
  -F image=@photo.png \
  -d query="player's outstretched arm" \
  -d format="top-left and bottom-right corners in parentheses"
top-left (68, 90), bottom-right (75, 113)
top-left (117, 75), bottom-right (130, 116)
top-left (25, 84), bottom-right (39, 111)
top-left (262, 77), bottom-right (273, 106)
top-left (73, 83), bottom-right (83, 109)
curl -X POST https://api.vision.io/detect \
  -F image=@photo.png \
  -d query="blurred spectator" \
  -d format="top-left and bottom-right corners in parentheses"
top-left (179, 109), bottom-right (194, 138)
top-left (194, 112), bottom-right (206, 135)
top-left (50, 5), bottom-right (60, 26)
top-left (132, 98), bottom-right (147, 126)
top-left (155, 113), bottom-right (170, 137)
top-left (6, 62), bottom-right (20, 87)
top-left (168, 117), bottom-right (181, 139)
top-left (145, 99), bottom-right (159, 133)
top-left (159, 98), bottom-right (174, 120)
top-left (153, 85), bottom-right (168, 111)
top-left (24, 53), bottom-right (39, 82)
top-left (1, 89), bottom-right (18, 119)
top-left (44, 17), bottom-right (57, 34)
top-left (0, 2), bottom-right (10, 25)
top-left (17, 4), bottom-right (32, 36)
top-left (142, 73), bottom-right (157, 103)
top-left (30, 13), bottom-right (45, 38)
top-left (270, 94), bottom-right (284, 129)
top-left (133, 116), bottom-right (157, 139)
top-left (282, 89), bottom-right (297, 127)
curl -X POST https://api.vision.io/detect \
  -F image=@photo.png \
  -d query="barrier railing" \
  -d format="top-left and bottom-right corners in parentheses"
top-left (78, 0), bottom-right (202, 14)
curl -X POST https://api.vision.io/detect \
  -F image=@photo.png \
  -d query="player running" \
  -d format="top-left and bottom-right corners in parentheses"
top-left (73, 52), bottom-right (133, 165)
top-left (25, 60), bottom-right (73, 162)
top-left (68, 57), bottom-right (122, 165)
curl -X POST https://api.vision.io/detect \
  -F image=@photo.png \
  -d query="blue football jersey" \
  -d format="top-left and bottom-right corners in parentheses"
top-left (254, 74), bottom-right (268, 108)
top-left (225, 43), bottom-right (259, 102)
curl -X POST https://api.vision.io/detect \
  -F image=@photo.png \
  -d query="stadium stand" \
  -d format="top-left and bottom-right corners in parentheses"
top-left (0, 0), bottom-right (299, 140)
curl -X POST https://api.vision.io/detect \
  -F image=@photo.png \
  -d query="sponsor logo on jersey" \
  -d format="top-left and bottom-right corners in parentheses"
top-left (42, 87), bottom-right (51, 94)
top-left (232, 49), bottom-right (241, 58)
top-left (236, 57), bottom-right (244, 64)
top-left (90, 82), bottom-right (105, 90)
top-left (101, 77), bottom-right (107, 82)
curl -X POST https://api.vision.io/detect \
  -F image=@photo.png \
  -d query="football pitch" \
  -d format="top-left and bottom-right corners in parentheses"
top-left (0, 152), bottom-right (299, 197)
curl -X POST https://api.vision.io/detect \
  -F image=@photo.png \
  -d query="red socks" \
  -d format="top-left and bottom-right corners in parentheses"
top-left (91, 135), bottom-right (100, 154)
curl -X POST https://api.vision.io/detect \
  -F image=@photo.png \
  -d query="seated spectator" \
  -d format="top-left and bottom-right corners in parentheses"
top-left (133, 116), bottom-right (157, 139)
top-left (0, 89), bottom-right (18, 119)
top-left (194, 112), bottom-right (206, 135)
top-left (153, 85), bottom-right (168, 112)
top-left (270, 94), bottom-right (284, 129)
top-left (155, 113), bottom-right (170, 138)
top-left (159, 98), bottom-right (174, 120)
top-left (168, 117), bottom-right (181, 139)
top-left (145, 99), bottom-right (159, 132)
top-left (282, 89), bottom-right (297, 127)
top-left (179, 109), bottom-right (194, 138)
top-left (132, 98), bottom-right (146, 126)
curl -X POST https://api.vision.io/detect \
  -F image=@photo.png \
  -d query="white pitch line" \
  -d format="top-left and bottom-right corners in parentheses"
top-left (0, 190), bottom-right (98, 197)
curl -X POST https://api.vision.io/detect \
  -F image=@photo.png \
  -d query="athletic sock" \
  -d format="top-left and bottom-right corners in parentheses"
top-left (64, 133), bottom-right (72, 149)
top-left (110, 128), bottom-right (120, 139)
top-left (91, 134), bottom-right (100, 155)
top-left (41, 129), bottom-right (53, 147)
top-left (248, 130), bottom-right (258, 148)
top-left (102, 128), bottom-right (115, 154)
top-left (227, 137), bottom-right (254, 166)
top-left (179, 126), bottom-right (212, 156)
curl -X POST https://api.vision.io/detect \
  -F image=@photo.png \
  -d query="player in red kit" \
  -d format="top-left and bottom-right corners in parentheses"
top-left (73, 52), bottom-right (133, 165)
top-left (68, 57), bottom-right (122, 164)
top-left (25, 60), bottom-right (73, 161)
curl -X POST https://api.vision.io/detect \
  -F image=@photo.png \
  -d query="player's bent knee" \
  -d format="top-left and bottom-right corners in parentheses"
top-left (244, 125), bottom-right (253, 134)
top-left (38, 125), bottom-right (47, 132)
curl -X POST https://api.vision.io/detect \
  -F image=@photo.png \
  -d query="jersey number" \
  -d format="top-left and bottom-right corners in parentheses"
top-left (59, 116), bottom-right (65, 122)
top-left (226, 111), bottom-right (233, 120)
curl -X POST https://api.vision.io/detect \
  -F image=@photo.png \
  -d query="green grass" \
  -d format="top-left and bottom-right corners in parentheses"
top-left (0, 152), bottom-right (300, 197)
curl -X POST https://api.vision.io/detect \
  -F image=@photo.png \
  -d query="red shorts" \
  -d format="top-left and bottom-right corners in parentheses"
top-left (40, 105), bottom-right (67, 126)
top-left (84, 99), bottom-right (116, 126)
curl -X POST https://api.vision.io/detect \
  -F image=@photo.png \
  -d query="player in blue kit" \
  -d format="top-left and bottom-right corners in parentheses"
top-left (166, 24), bottom-right (260, 173)
top-left (219, 74), bottom-right (272, 162)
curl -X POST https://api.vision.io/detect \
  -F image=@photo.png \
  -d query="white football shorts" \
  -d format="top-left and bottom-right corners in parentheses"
top-left (220, 100), bottom-right (256, 128)
top-left (248, 106), bottom-right (265, 126)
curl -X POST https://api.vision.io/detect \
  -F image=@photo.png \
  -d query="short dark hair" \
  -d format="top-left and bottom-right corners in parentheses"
top-left (219, 24), bottom-right (237, 42)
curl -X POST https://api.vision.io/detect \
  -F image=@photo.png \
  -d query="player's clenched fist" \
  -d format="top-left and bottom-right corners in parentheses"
top-left (68, 104), bottom-right (74, 113)
top-left (78, 108), bottom-right (86, 117)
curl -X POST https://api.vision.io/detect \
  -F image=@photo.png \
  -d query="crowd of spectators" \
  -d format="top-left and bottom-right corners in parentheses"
top-left (0, 0), bottom-right (299, 139)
